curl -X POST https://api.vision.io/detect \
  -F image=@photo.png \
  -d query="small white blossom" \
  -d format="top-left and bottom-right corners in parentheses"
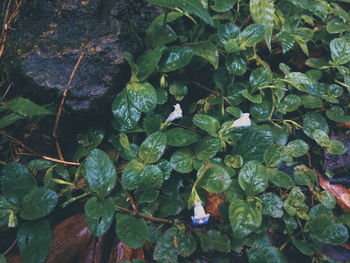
top-left (165, 104), bottom-right (183, 122)
top-left (232, 113), bottom-right (251, 128)
top-left (191, 202), bottom-right (210, 226)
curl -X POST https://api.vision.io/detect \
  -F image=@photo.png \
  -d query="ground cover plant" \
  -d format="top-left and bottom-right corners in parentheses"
top-left (1, 0), bottom-right (350, 262)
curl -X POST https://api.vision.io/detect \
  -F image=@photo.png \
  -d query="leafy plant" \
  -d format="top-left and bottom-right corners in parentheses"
top-left (1, 0), bottom-right (350, 262)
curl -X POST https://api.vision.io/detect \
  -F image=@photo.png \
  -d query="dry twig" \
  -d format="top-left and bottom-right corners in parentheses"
top-left (0, 0), bottom-right (25, 58)
top-left (0, 131), bottom-right (80, 166)
top-left (52, 45), bottom-right (89, 161)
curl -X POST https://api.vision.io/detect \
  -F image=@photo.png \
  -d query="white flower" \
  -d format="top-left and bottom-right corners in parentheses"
top-left (191, 202), bottom-right (210, 225)
top-left (232, 113), bottom-right (251, 128)
top-left (165, 104), bottom-right (183, 122)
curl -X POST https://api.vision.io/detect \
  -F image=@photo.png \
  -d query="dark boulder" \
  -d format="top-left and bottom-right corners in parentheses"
top-left (3, 0), bottom-right (161, 117)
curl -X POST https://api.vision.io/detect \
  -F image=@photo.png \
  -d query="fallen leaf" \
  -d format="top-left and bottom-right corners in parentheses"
top-left (317, 171), bottom-right (350, 212)
top-left (108, 242), bottom-right (144, 263)
top-left (205, 192), bottom-right (224, 221)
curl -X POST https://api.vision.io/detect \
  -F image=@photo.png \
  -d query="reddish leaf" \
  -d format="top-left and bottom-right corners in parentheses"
top-left (46, 214), bottom-right (93, 263)
top-left (205, 192), bottom-right (224, 221)
top-left (318, 171), bottom-right (350, 212)
top-left (108, 242), bottom-right (144, 263)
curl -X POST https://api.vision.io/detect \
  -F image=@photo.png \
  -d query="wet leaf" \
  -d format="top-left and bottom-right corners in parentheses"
top-left (20, 187), bottom-right (58, 220)
top-left (239, 24), bottom-right (265, 47)
top-left (330, 37), bottom-right (350, 65)
top-left (85, 149), bottom-right (117, 198)
top-left (229, 199), bottom-right (262, 238)
top-left (84, 197), bottom-right (115, 237)
top-left (17, 219), bottom-right (51, 263)
top-left (188, 41), bottom-right (219, 69)
top-left (126, 82), bottom-right (157, 113)
top-left (115, 214), bottom-right (148, 249)
top-left (7, 98), bottom-right (52, 118)
top-left (139, 132), bottom-right (167, 164)
top-left (195, 137), bottom-right (220, 160)
top-left (247, 246), bottom-right (287, 263)
top-left (121, 159), bottom-right (146, 190)
top-left (238, 161), bottom-right (268, 196)
top-left (199, 163), bottom-right (232, 193)
top-left (159, 46), bottom-right (194, 72)
top-left (166, 128), bottom-right (200, 146)
top-left (287, 139), bottom-right (309, 157)
top-left (170, 148), bottom-right (194, 173)
top-left (1, 162), bottom-right (37, 205)
top-left (261, 193), bottom-right (284, 218)
top-left (211, 0), bottom-right (236, 12)
top-left (193, 114), bottom-right (220, 137)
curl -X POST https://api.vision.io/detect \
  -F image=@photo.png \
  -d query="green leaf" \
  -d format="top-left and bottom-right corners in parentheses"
top-left (305, 58), bottom-right (330, 69)
top-left (303, 112), bottom-right (329, 138)
top-left (224, 154), bottom-right (243, 168)
top-left (85, 149), bottom-right (117, 198)
top-left (312, 129), bottom-right (331, 147)
top-left (188, 41), bottom-right (219, 69)
top-left (126, 82), bottom-right (157, 113)
top-left (136, 46), bottom-right (166, 81)
top-left (74, 128), bottom-right (105, 160)
top-left (196, 230), bottom-right (231, 252)
top-left (147, 0), bottom-right (214, 26)
top-left (268, 168), bottom-right (295, 188)
top-left (239, 24), bottom-right (265, 48)
top-left (170, 148), bottom-right (194, 173)
top-left (0, 254), bottom-right (5, 263)
top-left (326, 106), bottom-right (350, 122)
top-left (327, 140), bottom-right (347, 155)
top-left (146, 24), bottom-right (178, 48)
top-left (85, 197), bottom-right (115, 237)
top-left (20, 187), bottom-right (58, 220)
top-left (193, 114), bottom-right (220, 136)
top-left (159, 46), bottom-right (194, 72)
top-left (294, 165), bottom-right (317, 187)
top-left (153, 228), bottom-right (178, 262)
top-left (283, 187), bottom-right (309, 220)
top-left (263, 144), bottom-right (289, 168)
top-left (195, 137), bottom-right (220, 160)
top-left (169, 81), bottom-right (188, 101)
top-left (115, 214), bottom-right (148, 249)
top-left (143, 114), bottom-right (162, 135)
top-left (307, 216), bottom-right (349, 245)
top-left (109, 134), bottom-right (138, 161)
top-left (249, 67), bottom-right (272, 90)
top-left (276, 31), bottom-right (295, 54)
top-left (229, 199), bottom-right (262, 238)
top-left (7, 98), bottom-right (52, 118)
top-left (250, 99), bottom-right (271, 122)
top-left (261, 193), bottom-right (284, 218)
top-left (0, 196), bottom-right (11, 228)
top-left (135, 165), bottom-right (163, 204)
top-left (121, 159), bottom-right (146, 190)
top-left (225, 53), bottom-right (247, 76)
top-left (291, 237), bottom-right (314, 256)
top-left (139, 132), bottom-right (167, 164)
top-left (247, 246), bottom-right (287, 263)
top-left (327, 18), bottom-right (350, 34)
top-left (211, 0), bottom-right (236, 12)
top-left (0, 113), bottom-right (24, 129)
top-left (199, 163), bottom-right (232, 193)
top-left (27, 159), bottom-right (53, 170)
top-left (238, 161), bottom-right (268, 196)
top-left (17, 219), bottom-right (51, 263)
top-left (277, 95), bottom-right (301, 114)
top-left (301, 95), bottom-right (323, 109)
top-left (233, 128), bottom-right (275, 162)
top-left (241, 90), bottom-right (262, 103)
top-left (287, 140), bottom-right (309, 157)
top-left (250, 0), bottom-right (275, 48)
top-left (330, 37), bottom-right (350, 65)
top-left (218, 23), bottom-right (240, 44)
top-left (166, 128), bottom-right (200, 146)
top-left (112, 89), bottom-right (141, 131)
top-left (1, 162), bottom-right (37, 205)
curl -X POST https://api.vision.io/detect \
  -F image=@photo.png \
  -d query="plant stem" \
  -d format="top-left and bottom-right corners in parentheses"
top-left (116, 205), bottom-right (172, 223)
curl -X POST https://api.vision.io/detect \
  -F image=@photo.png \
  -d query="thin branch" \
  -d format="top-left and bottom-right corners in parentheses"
top-left (116, 205), bottom-right (172, 224)
top-left (2, 239), bottom-right (17, 256)
top-left (0, 0), bottom-right (25, 58)
top-left (0, 131), bottom-right (80, 166)
top-left (53, 45), bottom-right (89, 160)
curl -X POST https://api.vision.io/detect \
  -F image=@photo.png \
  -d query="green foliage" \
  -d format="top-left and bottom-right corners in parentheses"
top-left (2, 1), bottom-right (350, 262)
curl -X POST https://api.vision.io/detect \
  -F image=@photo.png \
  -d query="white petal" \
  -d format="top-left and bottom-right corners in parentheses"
top-left (165, 104), bottom-right (183, 122)
top-left (232, 113), bottom-right (251, 128)
top-left (193, 202), bottom-right (207, 218)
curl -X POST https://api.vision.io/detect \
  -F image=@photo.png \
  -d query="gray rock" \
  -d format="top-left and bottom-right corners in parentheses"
top-left (4, 0), bottom-right (161, 115)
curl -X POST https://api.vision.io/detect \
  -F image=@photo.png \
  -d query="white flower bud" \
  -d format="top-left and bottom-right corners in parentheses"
top-left (165, 104), bottom-right (183, 122)
top-left (191, 202), bottom-right (210, 225)
top-left (232, 113), bottom-right (251, 128)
